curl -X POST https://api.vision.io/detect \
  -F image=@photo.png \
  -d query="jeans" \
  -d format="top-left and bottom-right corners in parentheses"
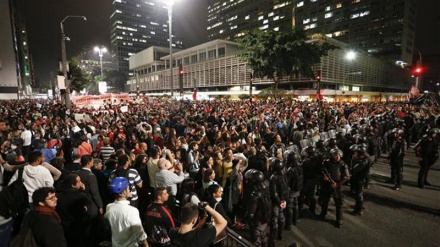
top-left (0, 219), bottom-right (13, 247)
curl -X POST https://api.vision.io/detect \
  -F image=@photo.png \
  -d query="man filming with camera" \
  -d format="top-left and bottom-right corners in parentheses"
top-left (169, 202), bottom-right (227, 247)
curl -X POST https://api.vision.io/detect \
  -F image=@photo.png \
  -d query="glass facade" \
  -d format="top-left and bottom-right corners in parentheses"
top-left (207, 0), bottom-right (416, 65)
top-left (110, 0), bottom-right (183, 75)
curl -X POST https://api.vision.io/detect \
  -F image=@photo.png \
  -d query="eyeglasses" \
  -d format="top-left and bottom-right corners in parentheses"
top-left (45, 195), bottom-right (57, 201)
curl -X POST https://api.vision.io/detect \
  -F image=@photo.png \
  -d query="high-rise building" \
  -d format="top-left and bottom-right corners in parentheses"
top-left (110, 0), bottom-right (183, 75)
top-left (0, 0), bottom-right (33, 99)
top-left (207, 0), bottom-right (417, 65)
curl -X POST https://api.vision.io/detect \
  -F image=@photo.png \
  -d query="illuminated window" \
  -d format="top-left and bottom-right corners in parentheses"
top-left (303, 18), bottom-right (310, 24)
top-left (260, 24), bottom-right (269, 30)
top-left (263, 19), bottom-right (268, 24)
top-left (273, 16), bottom-right (279, 21)
top-left (311, 0), bottom-right (317, 2)
top-left (268, 12), bottom-right (274, 17)
top-left (258, 16), bottom-right (264, 20)
top-left (325, 12), bottom-right (333, 18)
top-left (297, 1), bottom-right (304, 7)
top-left (360, 11), bottom-right (370, 17)
top-left (326, 6), bottom-right (330, 11)
top-left (336, 2), bottom-right (342, 8)
top-left (245, 15), bottom-right (250, 20)
top-left (274, 27), bottom-right (279, 31)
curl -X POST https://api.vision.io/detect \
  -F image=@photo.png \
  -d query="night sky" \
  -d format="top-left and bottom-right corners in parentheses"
top-left (18, 0), bottom-right (207, 84)
top-left (18, 0), bottom-right (439, 85)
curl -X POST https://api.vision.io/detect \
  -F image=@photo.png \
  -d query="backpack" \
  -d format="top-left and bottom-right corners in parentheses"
top-left (0, 168), bottom-right (29, 219)
top-left (10, 214), bottom-right (38, 247)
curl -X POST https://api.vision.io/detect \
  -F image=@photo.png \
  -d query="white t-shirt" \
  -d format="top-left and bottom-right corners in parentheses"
top-left (21, 130), bottom-right (32, 146)
top-left (105, 200), bottom-right (147, 247)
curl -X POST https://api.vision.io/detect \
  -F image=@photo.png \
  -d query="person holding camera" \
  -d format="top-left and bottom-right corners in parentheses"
top-left (169, 202), bottom-right (227, 247)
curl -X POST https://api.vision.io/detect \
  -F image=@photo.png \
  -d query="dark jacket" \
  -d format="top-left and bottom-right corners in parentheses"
top-left (27, 210), bottom-right (67, 247)
top-left (56, 188), bottom-right (91, 246)
top-left (76, 168), bottom-right (103, 216)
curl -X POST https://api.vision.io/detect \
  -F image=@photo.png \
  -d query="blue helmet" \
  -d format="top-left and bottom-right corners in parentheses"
top-left (109, 177), bottom-right (129, 194)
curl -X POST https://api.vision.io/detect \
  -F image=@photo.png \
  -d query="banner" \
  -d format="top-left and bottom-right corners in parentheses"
top-left (72, 93), bottom-right (133, 108)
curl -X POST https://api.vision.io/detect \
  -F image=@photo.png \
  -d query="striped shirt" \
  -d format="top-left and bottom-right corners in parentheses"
top-left (99, 145), bottom-right (115, 162)
top-left (109, 168), bottom-right (142, 201)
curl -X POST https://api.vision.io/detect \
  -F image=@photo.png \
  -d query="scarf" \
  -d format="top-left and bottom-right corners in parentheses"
top-left (33, 205), bottom-right (62, 224)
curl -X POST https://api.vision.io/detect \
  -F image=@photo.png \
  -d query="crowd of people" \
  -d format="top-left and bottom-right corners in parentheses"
top-left (0, 96), bottom-right (439, 247)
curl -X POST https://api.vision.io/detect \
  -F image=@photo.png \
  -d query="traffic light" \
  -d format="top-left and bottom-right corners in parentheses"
top-left (179, 64), bottom-right (184, 76)
top-left (178, 63), bottom-right (183, 94)
top-left (413, 66), bottom-right (423, 75)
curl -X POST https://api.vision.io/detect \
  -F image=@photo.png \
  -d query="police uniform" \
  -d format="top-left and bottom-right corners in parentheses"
top-left (319, 149), bottom-right (349, 228)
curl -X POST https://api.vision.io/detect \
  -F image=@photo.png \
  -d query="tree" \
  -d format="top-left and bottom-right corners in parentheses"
top-left (238, 29), bottom-right (335, 89)
top-left (69, 57), bottom-right (91, 92)
top-left (104, 70), bottom-right (128, 92)
top-left (238, 94), bottom-right (250, 100)
top-left (257, 87), bottom-right (287, 100)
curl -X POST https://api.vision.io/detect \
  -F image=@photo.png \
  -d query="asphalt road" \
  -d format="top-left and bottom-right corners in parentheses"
top-left (236, 147), bottom-right (440, 247)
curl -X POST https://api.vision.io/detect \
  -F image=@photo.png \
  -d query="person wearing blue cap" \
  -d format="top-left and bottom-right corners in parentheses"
top-left (105, 177), bottom-right (148, 247)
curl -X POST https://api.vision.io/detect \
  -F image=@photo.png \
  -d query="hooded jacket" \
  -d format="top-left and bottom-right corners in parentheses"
top-left (8, 164), bottom-right (54, 202)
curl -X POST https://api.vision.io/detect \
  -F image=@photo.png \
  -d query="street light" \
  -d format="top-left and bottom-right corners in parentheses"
top-left (94, 46), bottom-right (107, 79)
top-left (164, 0), bottom-right (178, 96)
top-left (60, 15), bottom-right (87, 111)
top-left (341, 50), bottom-right (357, 95)
top-left (345, 50), bottom-right (356, 61)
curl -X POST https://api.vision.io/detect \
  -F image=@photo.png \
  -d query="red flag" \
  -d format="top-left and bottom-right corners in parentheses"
top-left (192, 88), bottom-right (197, 101)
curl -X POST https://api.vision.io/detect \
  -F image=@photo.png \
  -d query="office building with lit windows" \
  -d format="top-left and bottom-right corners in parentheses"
top-left (110, 0), bottom-right (183, 75)
top-left (127, 38), bottom-right (410, 102)
top-left (0, 0), bottom-right (33, 99)
top-left (207, 0), bottom-right (417, 65)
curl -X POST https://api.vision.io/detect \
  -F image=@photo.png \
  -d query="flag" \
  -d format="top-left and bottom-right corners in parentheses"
top-left (192, 88), bottom-right (197, 101)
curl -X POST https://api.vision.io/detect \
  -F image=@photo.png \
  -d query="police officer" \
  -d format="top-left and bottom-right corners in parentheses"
top-left (299, 147), bottom-right (321, 215)
top-left (388, 128), bottom-right (407, 191)
top-left (246, 169), bottom-right (272, 247)
top-left (415, 128), bottom-right (439, 188)
top-left (350, 144), bottom-right (370, 216)
top-left (285, 151), bottom-right (303, 229)
top-left (269, 158), bottom-right (289, 246)
top-left (319, 148), bottom-right (349, 228)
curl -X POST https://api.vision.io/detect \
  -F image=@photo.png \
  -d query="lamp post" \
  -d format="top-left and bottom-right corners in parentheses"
top-left (341, 50), bottom-right (357, 96)
top-left (164, 0), bottom-right (177, 96)
top-left (414, 47), bottom-right (423, 89)
top-left (60, 15), bottom-right (87, 111)
top-left (94, 46), bottom-right (107, 79)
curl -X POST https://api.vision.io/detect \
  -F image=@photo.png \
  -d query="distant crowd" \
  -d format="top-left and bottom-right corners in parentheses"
top-left (0, 97), bottom-right (439, 247)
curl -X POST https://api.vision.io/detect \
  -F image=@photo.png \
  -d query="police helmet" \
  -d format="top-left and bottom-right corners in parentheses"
top-left (109, 177), bottom-right (129, 194)
top-left (330, 148), bottom-right (343, 158)
top-left (352, 144), bottom-right (367, 155)
top-left (287, 152), bottom-right (301, 165)
top-left (245, 169), bottom-right (265, 183)
top-left (270, 158), bottom-right (283, 172)
top-left (427, 128), bottom-right (440, 135)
